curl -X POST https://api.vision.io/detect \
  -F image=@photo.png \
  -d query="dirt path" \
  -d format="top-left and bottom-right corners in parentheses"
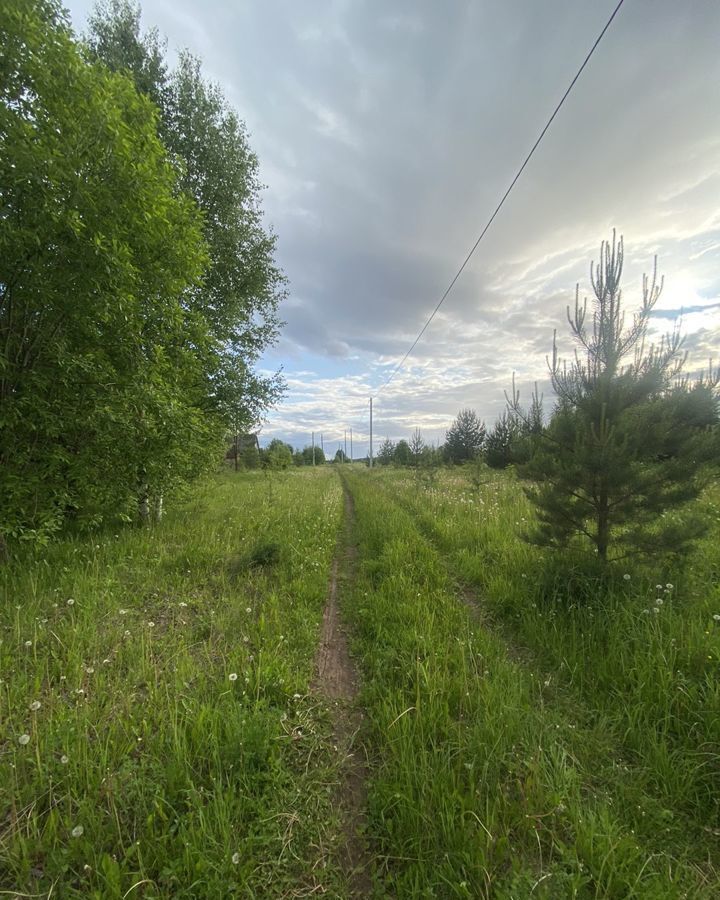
top-left (311, 483), bottom-right (372, 897)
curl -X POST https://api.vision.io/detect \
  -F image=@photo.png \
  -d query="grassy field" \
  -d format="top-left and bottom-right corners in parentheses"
top-left (2, 465), bottom-right (718, 898)
top-left (1, 468), bottom-right (349, 897)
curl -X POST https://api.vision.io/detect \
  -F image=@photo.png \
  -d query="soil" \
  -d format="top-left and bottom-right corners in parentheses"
top-left (311, 486), bottom-right (372, 897)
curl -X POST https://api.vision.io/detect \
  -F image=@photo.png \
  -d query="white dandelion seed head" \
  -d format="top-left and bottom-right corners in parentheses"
top-left (652, 607), bottom-right (660, 614)
top-left (179, 602), bottom-right (188, 608)
top-left (231, 852), bottom-right (240, 865)
top-left (29, 700), bottom-right (41, 711)
top-left (24, 640), bottom-right (32, 648)
top-left (245, 607), bottom-right (252, 614)
top-left (119, 609), bottom-right (128, 615)
top-left (623, 574), bottom-right (631, 581)
top-left (656, 585), bottom-right (663, 591)
top-left (655, 598), bottom-right (664, 606)
top-left (18, 734), bottom-right (30, 746)
top-left (147, 622), bottom-right (155, 628)
top-left (85, 666), bottom-right (94, 674)
top-left (665, 583), bottom-right (674, 591)
top-left (71, 825), bottom-right (84, 838)
top-left (66, 598), bottom-right (75, 606)
top-left (229, 673), bottom-right (238, 681)
top-left (60, 754), bottom-right (69, 764)
top-left (713, 614), bottom-right (720, 622)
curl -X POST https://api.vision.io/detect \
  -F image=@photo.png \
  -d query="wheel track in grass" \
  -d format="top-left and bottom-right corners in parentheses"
top-left (311, 477), bottom-right (372, 897)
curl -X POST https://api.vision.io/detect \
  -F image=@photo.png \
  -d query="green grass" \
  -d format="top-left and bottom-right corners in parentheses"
top-left (1, 468), bottom-right (346, 897)
top-left (3, 464), bottom-right (719, 897)
top-left (342, 467), bottom-right (719, 898)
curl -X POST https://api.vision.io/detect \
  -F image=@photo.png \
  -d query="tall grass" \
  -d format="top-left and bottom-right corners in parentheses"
top-left (1, 468), bottom-right (346, 897)
top-left (343, 469), bottom-right (718, 897)
top-left (382, 468), bottom-right (720, 827)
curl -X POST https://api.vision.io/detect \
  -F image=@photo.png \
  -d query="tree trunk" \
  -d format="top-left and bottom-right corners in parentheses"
top-left (235, 431), bottom-right (239, 471)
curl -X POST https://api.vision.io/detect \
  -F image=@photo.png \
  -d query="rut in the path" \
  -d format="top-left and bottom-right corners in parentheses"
top-left (311, 484), bottom-right (372, 897)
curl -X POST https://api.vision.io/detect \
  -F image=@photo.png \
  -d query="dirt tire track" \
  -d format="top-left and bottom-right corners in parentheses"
top-left (311, 480), bottom-right (372, 897)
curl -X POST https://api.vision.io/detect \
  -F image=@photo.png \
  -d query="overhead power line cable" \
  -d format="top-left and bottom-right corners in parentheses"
top-left (379, 0), bottom-right (626, 392)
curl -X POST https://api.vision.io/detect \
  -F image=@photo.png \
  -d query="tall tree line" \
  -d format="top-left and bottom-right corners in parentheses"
top-left (0, 0), bottom-right (285, 548)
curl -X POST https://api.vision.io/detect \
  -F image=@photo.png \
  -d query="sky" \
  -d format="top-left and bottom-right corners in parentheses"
top-left (63, 0), bottom-right (720, 457)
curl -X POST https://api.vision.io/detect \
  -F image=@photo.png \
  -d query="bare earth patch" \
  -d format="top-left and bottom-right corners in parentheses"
top-left (311, 486), bottom-right (372, 897)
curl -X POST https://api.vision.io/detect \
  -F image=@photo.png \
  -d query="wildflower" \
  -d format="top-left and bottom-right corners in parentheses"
top-left (147, 622), bottom-right (155, 628)
top-left (71, 825), bottom-right (84, 838)
top-left (60, 755), bottom-right (69, 764)
top-left (124, 630), bottom-right (131, 637)
top-left (245, 607), bottom-right (252, 614)
top-left (179, 602), bottom-right (188, 608)
top-left (293, 693), bottom-right (301, 700)
top-left (655, 598), bottom-right (663, 606)
top-left (85, 666), bottom-right (94, 674)
top-left (103, 659), bottom-right (111, 665)
top-left (67, 598), bottom-right (75, 606)
top-left (18, 734), bottom-right (30, 746)
top-left (656, 585), bottom-right (663, 591)
top-left (642, 609), bottom-right (650, 615)
top-left (232, 852), bottom-right (240, 865)
top-left (713, 614), bottom-right (720, 622)
top-left (623, 574), bottom-right (631, 581)
top-left (29, 700), bottom-right (41, 711)
top-left (652, 607), bottom-right (660, 614)
top-left (119, 609), bottom-right (128, 615)
top-left (665, 583), bottom-right (674, 591)
top-left (229, 673), bottom-right (238, 682)
top-left (24, 640), bottom-right (32, 648)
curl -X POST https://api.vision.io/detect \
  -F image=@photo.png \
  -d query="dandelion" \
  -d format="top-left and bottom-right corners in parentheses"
top-left (179, 602), bottom-right (188, 608)
top-left (60, 755), bottom-right (69, 764)
top-left (231, 852), bottom-right (240, 865)
top-left (623, 574), bottom-right (631, 581)
top-left (245, 607), bottom-right (252, 614)
top-left (147, 622), bottom-right (155, 628)
top-left (713, 614), bottom-right (720, 622)
top-left (67, 598), bottom-right (75, 606)
top-left (642, 609), bottom-right (650, 615)
top-left (24, 640), bottom-right (32, 648)
top-left (85, 666), bottom-right (94, 674)
top-left (103, 658), bottom-right (111, 665)
top-left (229, 673), bottom-right (238, 682)
top-left (656, 584), bottom-right (663, 591)
top-left (652, 607), bottom-right (660, 614)
top-left (665, 583), bottom-right (674, 591)
top-left (29, 700), bottom-right (41, 711)
top-left (18, 734), bottom-right (30, 746)
top-left (124, 630), bottom-right (131, 637)
top-left (119, 609), bottom-right (128, 615)
top-left (71, 825), bottom-right (84, 838)
top-left (655, 598), bottom-right (663, 606)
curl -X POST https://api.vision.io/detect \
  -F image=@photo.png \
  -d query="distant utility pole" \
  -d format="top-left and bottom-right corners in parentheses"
top-left (320, 433), bottom-right (324, 454)
top-left (312, 431), bottom-right (315, 466)
top-left (350, 428), bottom-right (353, 462)
top-left (369, 397), bottom-right (373, 468)
top-left (344, 430), bottom-right (347, 460)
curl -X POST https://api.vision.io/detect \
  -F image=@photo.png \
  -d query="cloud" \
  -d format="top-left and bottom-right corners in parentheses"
top-left (63, 0), bottom-right (720, 454)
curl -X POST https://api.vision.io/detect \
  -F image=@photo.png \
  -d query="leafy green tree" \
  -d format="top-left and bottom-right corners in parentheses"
top-left (87, 1), bottom-right (286, 444)
top-left (377, 438), bottom-right (395, 466)
top-left (263, 439), bottom-right (293, 470)
top-left (394, 440), bottom-right (411, 466)
top-left (1, 0), bottom-right (209, 543)
top-left (513, 233), bottom-right (719, 561)
top-left (445, 409), bottom-right (486, 463)
top-left (301, 445), bottom-right (326, 465)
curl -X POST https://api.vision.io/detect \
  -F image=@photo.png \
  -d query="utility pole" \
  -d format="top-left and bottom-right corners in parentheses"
top-left (369, 397), bottom-right (373, 468)
top-left (350, 428), bottom-right (353, 462)
top-left (312, 431), bottom-right (315, 466)
top-left (344, 430), bottom-right (347, 461)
